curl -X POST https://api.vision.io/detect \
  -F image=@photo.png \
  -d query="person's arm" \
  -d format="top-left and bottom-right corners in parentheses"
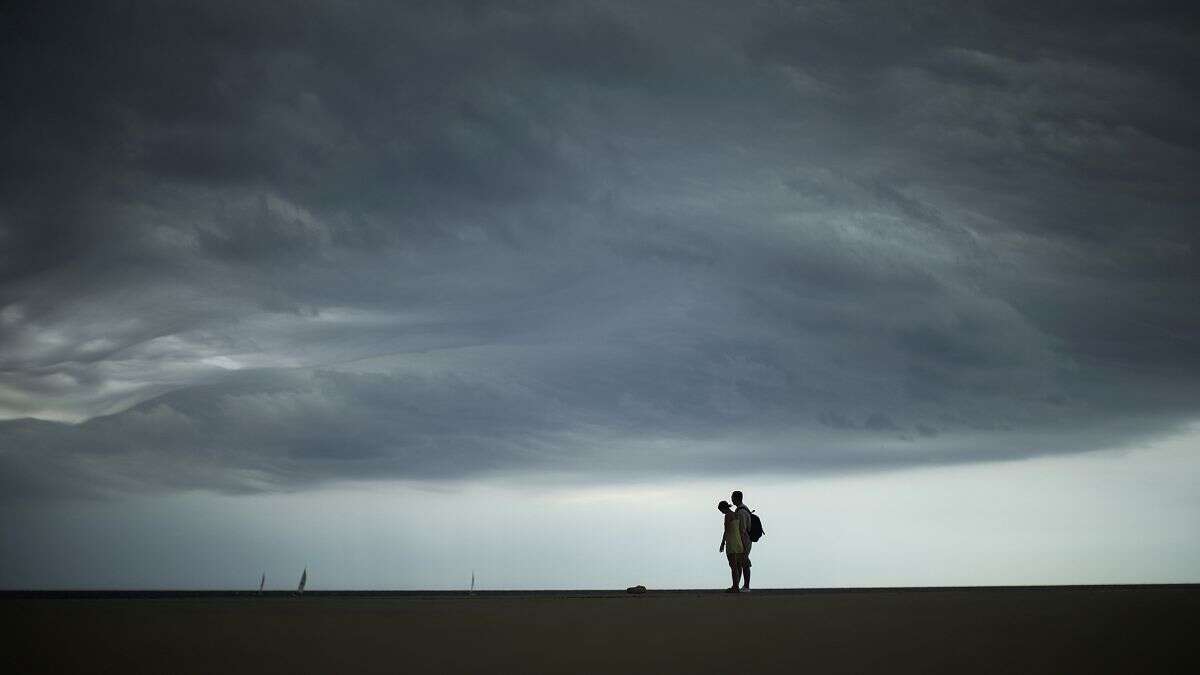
top-left (719, 525), bottom-right (726, 552)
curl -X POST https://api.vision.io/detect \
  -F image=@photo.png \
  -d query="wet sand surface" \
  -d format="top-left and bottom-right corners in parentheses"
top-left (10, 586), bottom-right (1198, 674)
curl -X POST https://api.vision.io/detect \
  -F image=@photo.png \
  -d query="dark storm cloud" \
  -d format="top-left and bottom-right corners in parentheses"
top-left (1, 1), bottom-right (1198, 497)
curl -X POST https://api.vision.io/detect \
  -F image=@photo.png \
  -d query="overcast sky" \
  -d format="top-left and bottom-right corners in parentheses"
top-left (2, 1), bottom-right (1198, 589)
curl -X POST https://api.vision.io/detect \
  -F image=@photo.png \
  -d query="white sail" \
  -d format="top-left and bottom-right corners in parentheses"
top-left (298, 567), bottom-right (307, 594)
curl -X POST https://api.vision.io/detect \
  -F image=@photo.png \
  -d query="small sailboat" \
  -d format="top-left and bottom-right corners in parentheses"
top-left (469, 570), bottom-right (475, 596)
top-left (258, 573), bottom-right (265, 595)
top-left (297, 567), bottom-right (307, 596)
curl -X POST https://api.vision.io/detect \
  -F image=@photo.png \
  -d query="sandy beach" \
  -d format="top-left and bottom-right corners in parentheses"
top-left (9, 585), bottom-right (1197, 674)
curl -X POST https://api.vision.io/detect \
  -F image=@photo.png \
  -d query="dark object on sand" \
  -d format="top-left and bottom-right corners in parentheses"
top-left (626, 585), bottom-right (647, 594)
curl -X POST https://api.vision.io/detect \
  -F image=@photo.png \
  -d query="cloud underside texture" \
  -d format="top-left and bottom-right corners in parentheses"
top-left (1, 1), bottom-right (1198, 497)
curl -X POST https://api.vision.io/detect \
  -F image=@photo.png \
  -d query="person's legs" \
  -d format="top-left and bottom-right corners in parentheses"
top-left (727, 552), bottom-right (742, 590)
top-left (741, 543), bottom-right (752, 589)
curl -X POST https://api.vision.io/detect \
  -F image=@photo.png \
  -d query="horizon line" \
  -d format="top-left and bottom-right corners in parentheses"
top-left (5, 583), bottom-right (1198, 600)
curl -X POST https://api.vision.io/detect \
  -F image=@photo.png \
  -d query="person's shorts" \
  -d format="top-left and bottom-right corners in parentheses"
top-left (726, 550), bottom-right (749, 567)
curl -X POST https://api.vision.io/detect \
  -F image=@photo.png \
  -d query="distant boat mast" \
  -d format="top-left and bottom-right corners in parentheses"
top-left (470, 570), bottom-right (475, 595)
top-left (258, 572), bottom-right (265, 595)
top-left (297, 567), bottom-right (307, 596)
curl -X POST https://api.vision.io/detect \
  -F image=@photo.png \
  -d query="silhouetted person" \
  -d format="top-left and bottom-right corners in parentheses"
top-left (718, 500), bottom-right (748, 592)
top-left (732, 490), bottom-right (752, 590)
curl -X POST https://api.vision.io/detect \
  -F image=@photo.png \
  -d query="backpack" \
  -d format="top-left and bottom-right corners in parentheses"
top-left (739, 506), bottom-right (764, 542)
top-left (748, 511), bottom-right (764, 542)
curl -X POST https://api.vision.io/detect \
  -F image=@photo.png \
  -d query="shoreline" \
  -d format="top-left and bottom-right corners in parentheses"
top-left (12, 585), bottom-right (1198, 673)
top-left (4, 582), bottom-right (1197, 600)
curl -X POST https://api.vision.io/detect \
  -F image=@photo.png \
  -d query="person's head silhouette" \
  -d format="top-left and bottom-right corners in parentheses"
top-left (731, 490), bottom-right (744, 506)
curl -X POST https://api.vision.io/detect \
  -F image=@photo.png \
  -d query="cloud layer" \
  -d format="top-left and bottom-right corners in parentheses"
top-left (2, 1), bottom-right (1198, 497)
